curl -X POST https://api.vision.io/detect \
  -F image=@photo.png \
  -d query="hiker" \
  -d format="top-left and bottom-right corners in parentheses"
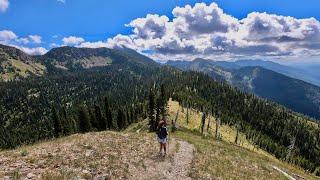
top-left (157, 120), bottom-right (168, 156)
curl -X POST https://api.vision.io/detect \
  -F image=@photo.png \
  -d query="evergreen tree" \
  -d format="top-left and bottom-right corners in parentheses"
top-left (117, 109), bottom-right (125, 130)
top-left (148, 88), bottom-right (156, 131)
top-left (52, 106), bottom-right (62, 137)
top-left (60, 107), bottom-right (74, 135)
top-left (95, 105), bottom-right (106, 131)
top-left (104, 97), bottom-right (113, 130)
top-left (160, 84), bottom-right (167, 117)
top-left (155, 96), bottom-right (161, 128)
top-left (78, 105), bottom-right (92, 133)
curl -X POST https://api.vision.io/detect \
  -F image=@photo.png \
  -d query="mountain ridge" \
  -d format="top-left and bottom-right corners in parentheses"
top-left (167, 58), bottom-right (320, 120)
top-left (41, 46), bottom-right (158, 71)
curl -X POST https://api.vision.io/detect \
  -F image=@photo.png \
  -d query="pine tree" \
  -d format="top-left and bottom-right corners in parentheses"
top-left (52, 106), bottom-right (62, 137)
top-left (61, 107), bottom-right (74, 135)
top-left (155, 96), bottom-right (161, 128)
top-left (94, 105), bottom-right (106, 131)
top-left (117, 109), bottom-right (125, 130)
top-left (89, 107), bottom-right (99, 130)
top-left (148, 88), bottom-right (156, 131)
top-left (60, 116), bottom-right (71, 135)
top-left (104, 97), bottom-right (113, 130)
top-left (0, 125), bottom-right (14, 149)
top-left (78, 105), bottom-right (92, 133)
top-left (126, 108), bottom-right (132, 125)
top-left (160, 84), bottom-right (167, 117)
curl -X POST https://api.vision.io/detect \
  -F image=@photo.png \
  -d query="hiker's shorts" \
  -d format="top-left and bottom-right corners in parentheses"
top-left (157, 137), bottom-right (167, 144)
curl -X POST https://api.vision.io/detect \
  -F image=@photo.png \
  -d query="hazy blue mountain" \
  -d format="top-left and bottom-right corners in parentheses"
top-left (233, 60), bottom-right (320, 86)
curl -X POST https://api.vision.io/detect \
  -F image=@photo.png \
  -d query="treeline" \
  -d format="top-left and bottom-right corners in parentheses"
top-left (51, 97), bottom-right (146, 137)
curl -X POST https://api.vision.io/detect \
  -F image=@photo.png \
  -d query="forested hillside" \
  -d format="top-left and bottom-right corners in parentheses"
top-left (167, 58), bottom-right (320, 120)
top-left (0, 45), bottom-right (319, 174)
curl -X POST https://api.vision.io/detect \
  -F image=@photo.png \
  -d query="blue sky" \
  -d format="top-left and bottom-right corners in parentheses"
top-left (1, 0), bottom-right (320, 61)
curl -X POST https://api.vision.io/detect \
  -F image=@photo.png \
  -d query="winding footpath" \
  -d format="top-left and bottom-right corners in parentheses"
top-left (129, 139), bottom-right (195, 180)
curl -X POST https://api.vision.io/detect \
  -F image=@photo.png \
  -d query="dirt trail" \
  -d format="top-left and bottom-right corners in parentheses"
top-left (129, 139), bottom-right (195, 180)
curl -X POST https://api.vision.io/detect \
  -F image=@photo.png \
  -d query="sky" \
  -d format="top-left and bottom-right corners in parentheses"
top-left (0, 0), bottom-right (320, 62)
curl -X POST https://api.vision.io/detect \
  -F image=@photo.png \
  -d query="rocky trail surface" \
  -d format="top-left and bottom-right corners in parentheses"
top-left (129, 139), bottom-right (194, 180)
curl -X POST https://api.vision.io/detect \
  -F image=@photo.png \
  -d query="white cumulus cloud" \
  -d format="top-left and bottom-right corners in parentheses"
top-left (62, 36), bottom-right (85, 46)
top-left (0, 30), bottom-right (47, 55)
top-left (28, 35), bottom-right (42, 44)
top-left (18, 46), bottom-right (48, 55)
top-left (99, 2), bottom-right (320, 61)
top-left (0, 30), bottom-right (17, 42)
top-left (0, 0), bottom-right (9, 12)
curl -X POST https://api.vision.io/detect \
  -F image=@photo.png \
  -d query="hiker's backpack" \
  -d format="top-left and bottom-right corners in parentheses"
top-left (157, 126), bottom-right (168, 139)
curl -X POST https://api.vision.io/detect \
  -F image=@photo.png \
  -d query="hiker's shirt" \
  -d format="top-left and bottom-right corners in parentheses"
top-left (157, 126), bottom-right (168, 143)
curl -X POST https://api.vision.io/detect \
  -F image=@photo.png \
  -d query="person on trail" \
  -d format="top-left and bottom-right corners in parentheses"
top-left (157, 120), bottom-right (168, 156)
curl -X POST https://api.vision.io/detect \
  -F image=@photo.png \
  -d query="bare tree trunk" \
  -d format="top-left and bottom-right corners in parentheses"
top-left (181, 102), bottom-right (184, 113)
top-left (186, 104), bottom-right (189, 124)
top-left (215, 118), bottom-right (220, 139)
top-left (235, 128), bottom-right (239, 144)
top-left (174, 109), bottom-right (179, 125)
top-left (201, 112), bottom-right (206, 136)
top-left (207, 115), bottom-right (211, 133)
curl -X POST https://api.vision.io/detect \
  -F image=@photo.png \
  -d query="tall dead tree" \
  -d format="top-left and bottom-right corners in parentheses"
top-left (215, 118), bottom-right (220, 139)
top-left (207, 114), bottom-right (211, 133)
top-left (186, 103), bottom-right (189, 124)
top-left (200, 112), bottom-right (206, 135)
top-left (235, 128), bottom-right (239, 144)
top-left (286, 137), bottom-right (296, 162)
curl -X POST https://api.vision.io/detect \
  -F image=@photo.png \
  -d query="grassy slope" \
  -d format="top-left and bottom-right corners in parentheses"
top-left (167, 99), bottom-right (318, 179)
top-left (0, 131), bottom-right (157, 179)
top-left (0, 58), bottom-right (46, 81)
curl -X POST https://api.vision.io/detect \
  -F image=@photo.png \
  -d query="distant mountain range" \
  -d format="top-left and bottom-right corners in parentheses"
top-left (167, 58), bottom-right (320, 120)
top-left (1, 43), bottom-right (320, 120)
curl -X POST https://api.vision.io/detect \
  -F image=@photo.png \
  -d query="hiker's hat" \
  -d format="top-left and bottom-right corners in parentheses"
top-left (159, 120), bottom-right (166, 126)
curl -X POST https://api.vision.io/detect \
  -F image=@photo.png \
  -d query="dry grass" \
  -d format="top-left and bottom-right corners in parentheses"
top-left (0, 59), bottom-right (46, 81)
top-left (168, 99), bottom-right (270, 156)
top-left (0, 131), bottom-right (157, 179)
